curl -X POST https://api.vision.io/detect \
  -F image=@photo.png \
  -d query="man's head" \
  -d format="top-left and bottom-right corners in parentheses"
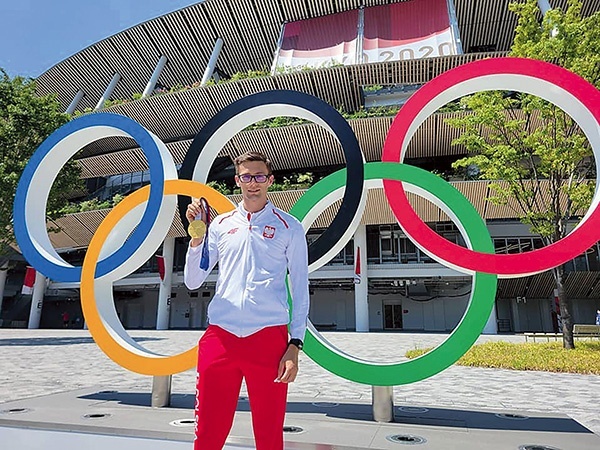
top-left (234, 152), bottom-right (274, 211)
top-left (234, 151), bottom-right (274, 174)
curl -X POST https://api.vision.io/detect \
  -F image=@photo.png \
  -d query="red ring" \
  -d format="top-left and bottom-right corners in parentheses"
top-left (382, 57), bottom-right (600, 276)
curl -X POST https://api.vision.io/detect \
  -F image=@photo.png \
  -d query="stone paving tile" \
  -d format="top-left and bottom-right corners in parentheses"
top-left (1, 329), bottom-right (599, 436)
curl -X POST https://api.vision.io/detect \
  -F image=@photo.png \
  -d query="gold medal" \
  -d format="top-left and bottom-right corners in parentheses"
top-left (188, 220), bottom-right (207, 239)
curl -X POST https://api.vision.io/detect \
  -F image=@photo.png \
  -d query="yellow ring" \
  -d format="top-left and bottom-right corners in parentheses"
top-left (81, 179), bottom-right (235, 375)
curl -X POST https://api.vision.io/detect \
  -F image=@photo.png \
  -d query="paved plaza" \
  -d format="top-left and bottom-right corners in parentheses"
top-left (1, 328), bottom-right (599, 442)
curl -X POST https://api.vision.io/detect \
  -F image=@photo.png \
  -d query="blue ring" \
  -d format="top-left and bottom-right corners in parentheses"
top-left (13, 113), bottom-right (166, 282)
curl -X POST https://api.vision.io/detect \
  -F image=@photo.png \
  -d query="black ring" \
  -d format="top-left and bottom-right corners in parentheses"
top-left (179, 90), bottom-right (364, 266)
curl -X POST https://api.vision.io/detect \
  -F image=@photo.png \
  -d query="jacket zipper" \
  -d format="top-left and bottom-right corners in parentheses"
top-left (240, 211), bottom-right (252, 335)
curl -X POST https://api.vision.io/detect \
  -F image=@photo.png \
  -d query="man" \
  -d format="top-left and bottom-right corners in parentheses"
top-left (184, 151), bottom-right (309, 450)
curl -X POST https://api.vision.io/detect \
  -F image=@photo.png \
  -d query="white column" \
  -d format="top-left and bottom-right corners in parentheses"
top-left (270, 23), bottom-right (286, 75)
top-left (94, 73), bottom-right (121, 110)
top-left (142, 55), bottom-right (168, 98)
top-left (447, 0), bottom-right (464, 54)
top-left (537, 0), bottom-right (552, 15)
top-left (0, 262), bottom-right (8, 318)
top-left (354, 224), bottom-right (369, 332)
top-left (201, 38), bottom-right (224, 86)
top-left (65, 90), bottom-right (85, 114)
top-left (27, 271), bottom-right (46, 329)
top-left (156, 238), bottom-right (175, 330)
top-left (537, 0), bottom-right (558, 37)
top-left (356, 7), bottom-right (365, 63)
top-left (482, 302), bottom-right (498, 334)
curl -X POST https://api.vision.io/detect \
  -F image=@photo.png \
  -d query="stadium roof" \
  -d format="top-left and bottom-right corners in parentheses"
top-left (35, 0), bottom-right (600, 112)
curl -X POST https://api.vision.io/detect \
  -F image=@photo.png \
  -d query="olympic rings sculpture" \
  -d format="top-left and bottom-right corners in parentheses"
top-left (13, 58), bottom-right (600, 385)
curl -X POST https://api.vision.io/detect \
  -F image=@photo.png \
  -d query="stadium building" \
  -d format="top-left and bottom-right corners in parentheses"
top-left (1, 0), bottom-right (600, 334)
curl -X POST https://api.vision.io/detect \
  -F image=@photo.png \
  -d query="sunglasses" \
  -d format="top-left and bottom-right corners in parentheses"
top-left (237, 174), bottom-right (271, 183)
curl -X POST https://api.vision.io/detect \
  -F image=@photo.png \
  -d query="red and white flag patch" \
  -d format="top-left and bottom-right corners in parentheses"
top-left (263, 225), bottom-right (276, 239)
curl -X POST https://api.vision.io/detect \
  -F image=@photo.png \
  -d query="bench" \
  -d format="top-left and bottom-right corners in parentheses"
top-left (524, 332), bottom-right (562, 343)
top-left (314, 323), bottom-right (337, 331)
top-left (525, 325), bottom-right (600, 342)
top-left (573, 324), bottom-right (600, 339)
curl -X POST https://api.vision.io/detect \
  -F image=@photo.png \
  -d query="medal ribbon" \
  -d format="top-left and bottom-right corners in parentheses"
top-left (199, 197), bottom-right (210, 270)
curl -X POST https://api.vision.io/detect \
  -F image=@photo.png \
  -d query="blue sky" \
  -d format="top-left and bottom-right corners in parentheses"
top-left (1, 0), bottom-right (201, 78)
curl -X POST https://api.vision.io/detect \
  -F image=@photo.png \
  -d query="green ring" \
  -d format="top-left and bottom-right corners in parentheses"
top-left (289, 162), bottom-right (497, 385)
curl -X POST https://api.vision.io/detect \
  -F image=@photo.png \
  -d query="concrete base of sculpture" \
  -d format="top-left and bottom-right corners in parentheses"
top-left (1, 388), bottom-right (599, 449)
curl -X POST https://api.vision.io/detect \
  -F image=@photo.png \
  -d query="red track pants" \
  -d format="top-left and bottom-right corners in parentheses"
top-left (194, 324), bottom-right (289, 450)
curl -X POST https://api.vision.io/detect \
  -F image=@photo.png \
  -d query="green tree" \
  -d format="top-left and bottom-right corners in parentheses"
top-left (447, 0), bottom-right (600, 348)
top-left (0, 69), bottom-right (82, 260)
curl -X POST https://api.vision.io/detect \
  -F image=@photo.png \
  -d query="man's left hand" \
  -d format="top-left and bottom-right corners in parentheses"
top-left (276, 345), bottom-right (299, 383)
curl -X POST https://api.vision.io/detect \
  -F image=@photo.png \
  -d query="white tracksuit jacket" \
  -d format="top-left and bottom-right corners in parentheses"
top-left (184, 201), bottom-right (309, 340)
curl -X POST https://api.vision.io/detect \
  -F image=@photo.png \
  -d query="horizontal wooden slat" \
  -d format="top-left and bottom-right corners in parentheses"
top-left (36, 0), bottom-right (600, 111)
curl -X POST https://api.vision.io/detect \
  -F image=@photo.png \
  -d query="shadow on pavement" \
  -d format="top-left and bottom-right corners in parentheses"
top-left (0, 336), bottom-right (163, 346)
top-left (79, 391), bottom-right (592, 434)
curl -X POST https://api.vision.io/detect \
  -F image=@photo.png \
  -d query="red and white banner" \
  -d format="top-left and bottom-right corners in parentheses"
top-left (276, 9), bottom-right (359, 69)
top-left (21, 266), bottom-right (36, 295)
top-left (362, 0), bottom-right (457, 64)
top-left (275, 0), bottom-right (457, 70)
top-left (354, 247), bottom-right (361, 284)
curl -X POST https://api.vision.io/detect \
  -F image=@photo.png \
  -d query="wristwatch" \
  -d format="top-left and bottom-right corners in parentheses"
top-left (288, 338), bottom-right (303, 350)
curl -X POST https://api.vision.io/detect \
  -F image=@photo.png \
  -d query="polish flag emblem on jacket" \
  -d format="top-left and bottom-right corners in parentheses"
top-left (263, 226), bottom-right (276, 239)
